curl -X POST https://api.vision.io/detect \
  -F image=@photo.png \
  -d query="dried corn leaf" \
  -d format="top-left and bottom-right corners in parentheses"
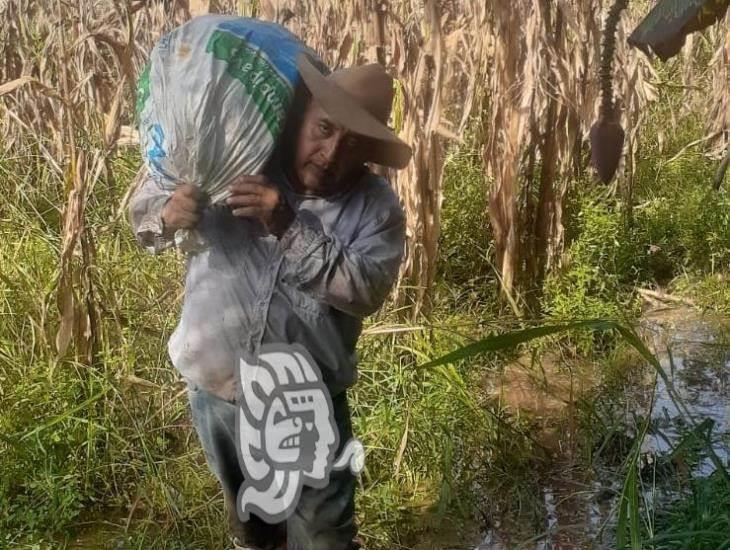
top-left (0, 75), bottom-right (60, 98)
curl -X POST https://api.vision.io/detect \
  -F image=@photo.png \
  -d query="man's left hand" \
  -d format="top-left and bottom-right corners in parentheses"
top-left (227, 175), bottom-right (295, 238)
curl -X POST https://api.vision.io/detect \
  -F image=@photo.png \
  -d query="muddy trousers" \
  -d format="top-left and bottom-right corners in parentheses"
top-left (187, 383), bottom-right (359, 550)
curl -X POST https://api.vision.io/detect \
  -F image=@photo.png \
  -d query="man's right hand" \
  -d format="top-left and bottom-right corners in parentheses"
top-left (161, 184), bottom-right (204, 232)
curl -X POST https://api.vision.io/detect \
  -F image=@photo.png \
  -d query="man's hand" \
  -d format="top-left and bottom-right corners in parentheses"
top-left (227, 175), bottom-right (295, 238)
top-left (161, 184), bottom-right (204, 232)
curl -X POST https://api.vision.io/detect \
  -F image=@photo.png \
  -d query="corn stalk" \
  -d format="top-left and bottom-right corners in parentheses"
top-left (482, 0), bottom-right (533, 305)
top-left (3, 0), bottom-right (719, 329)
top-left (481, 0), bottom-right (657, 309)
top-left (0, 0), bottom-right (188, 362)
top-left (709, 20), bottom-right (729, 189)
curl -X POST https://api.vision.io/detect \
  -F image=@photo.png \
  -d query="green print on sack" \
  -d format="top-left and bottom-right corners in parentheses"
top-left (135, 63), bottom-right (151, 119)
top-left (206, 30), bottom-right (291, 137)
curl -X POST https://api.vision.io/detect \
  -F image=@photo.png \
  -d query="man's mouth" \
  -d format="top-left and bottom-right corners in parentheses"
top-left (309, 163), bottom-right (334, 184)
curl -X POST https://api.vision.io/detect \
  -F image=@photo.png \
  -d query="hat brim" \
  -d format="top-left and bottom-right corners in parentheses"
top-left (296, 54), bottom-right (412, 170)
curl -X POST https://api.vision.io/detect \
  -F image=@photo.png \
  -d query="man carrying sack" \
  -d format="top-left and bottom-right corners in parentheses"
top-left (129, 52), bottom-right (411, 550)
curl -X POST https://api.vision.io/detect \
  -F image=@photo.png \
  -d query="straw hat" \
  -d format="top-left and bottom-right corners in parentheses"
top-left (296, 53), bottom-right (412, 170)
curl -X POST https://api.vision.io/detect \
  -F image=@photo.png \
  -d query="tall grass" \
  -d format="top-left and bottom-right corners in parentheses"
top-left (0, 146), bottom-right (509, 547)
top-left (0, 151), bottom-right (223, 545)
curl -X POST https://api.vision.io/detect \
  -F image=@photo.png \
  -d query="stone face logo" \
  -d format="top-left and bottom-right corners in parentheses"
top-left (235, 343), bottom-right (364, 523)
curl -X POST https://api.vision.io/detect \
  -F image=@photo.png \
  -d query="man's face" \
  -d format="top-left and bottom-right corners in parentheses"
top-left (292, 99), bottom-right (370, 196)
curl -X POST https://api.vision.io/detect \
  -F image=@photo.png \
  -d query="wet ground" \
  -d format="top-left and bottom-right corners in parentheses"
top-left (474, 306), bottom-right (729, 549)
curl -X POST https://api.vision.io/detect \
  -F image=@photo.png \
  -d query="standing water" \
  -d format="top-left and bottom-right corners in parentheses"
top-left (475, 306), bottom-right (729, 549)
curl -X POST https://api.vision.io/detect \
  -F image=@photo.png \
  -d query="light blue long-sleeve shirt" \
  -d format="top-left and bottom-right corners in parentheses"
top-left (128, 164), bottom-right (406, 402)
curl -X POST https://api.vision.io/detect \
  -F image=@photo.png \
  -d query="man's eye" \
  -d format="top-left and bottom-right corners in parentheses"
top-left (344, 136), bottom-right (359, 149)
top-left (318, 122), bottom-right (332, 136)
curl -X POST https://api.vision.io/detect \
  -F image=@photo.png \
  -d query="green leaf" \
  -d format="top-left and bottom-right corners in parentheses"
top-left (417, 319), bottom-right (619, 369)
top-left (13, 388), bottom-right (108, 442)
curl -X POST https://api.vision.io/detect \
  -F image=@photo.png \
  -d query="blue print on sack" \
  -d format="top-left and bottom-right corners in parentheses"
top-left (157, 32), bottom-right (172, 52)
top-left (146, 123), bottom-right (166, 162)
top-left (218, 19), bottom-right (312, 85)
top-left (145, 123), bottom-right (175, 181)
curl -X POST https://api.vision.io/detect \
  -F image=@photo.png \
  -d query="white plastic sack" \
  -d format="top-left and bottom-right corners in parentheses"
top-left (136, 15), bottom-right (321, 252)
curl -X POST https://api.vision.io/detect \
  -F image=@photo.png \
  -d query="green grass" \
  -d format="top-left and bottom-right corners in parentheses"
top-left (0, 151), bottom-right (229, 547)
top-left (649, 472), bottom-right (730, 550)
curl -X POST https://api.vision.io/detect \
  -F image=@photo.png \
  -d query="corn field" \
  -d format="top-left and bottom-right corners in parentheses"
top-left (1, 0), bottom-right (728, 352)
top-left (2, 0), bottom-right (729, 547)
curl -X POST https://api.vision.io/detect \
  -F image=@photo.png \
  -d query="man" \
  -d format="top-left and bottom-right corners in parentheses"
top-left (128, 53), bottom-right (411, 550)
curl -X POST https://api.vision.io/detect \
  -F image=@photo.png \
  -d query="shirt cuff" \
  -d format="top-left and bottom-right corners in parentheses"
top-left (136, 196), bottom-right (175, 255)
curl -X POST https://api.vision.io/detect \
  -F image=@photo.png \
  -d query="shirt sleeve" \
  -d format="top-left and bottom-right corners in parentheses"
top-left (278, 183), bottom-right (406, 318)
top-left (127, 167), bottom-right (176, 255)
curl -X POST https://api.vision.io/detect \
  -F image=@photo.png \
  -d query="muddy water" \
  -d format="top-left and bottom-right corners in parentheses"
top-left (639, 309), bottom-right (728, 476)
top-left (475, 307), bottom-right (729, 549)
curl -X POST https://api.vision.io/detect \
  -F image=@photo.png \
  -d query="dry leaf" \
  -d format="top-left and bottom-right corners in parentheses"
top-left (104, 81), bottom-right (125, 149)
top-left (393, 412), bottom-right (410, 477)
top-left (0, 75), bottom-right (60, 98)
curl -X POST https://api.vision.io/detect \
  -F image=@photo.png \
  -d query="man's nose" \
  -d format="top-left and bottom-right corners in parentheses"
top-left (320, 135), bottom-right (343, 167)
